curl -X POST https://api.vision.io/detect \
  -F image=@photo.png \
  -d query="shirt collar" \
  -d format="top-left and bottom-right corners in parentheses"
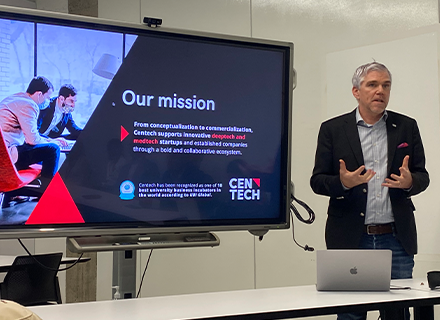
top-left (55, 99), bottom-right (64, 113)
top-left (356, 106), bottom-right (388, 126)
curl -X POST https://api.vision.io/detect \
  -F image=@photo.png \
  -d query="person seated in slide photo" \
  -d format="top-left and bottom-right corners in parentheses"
top-left (37, 84), bottom-right (82, 141)
top-left (0, 76), bottom-right (68, 206)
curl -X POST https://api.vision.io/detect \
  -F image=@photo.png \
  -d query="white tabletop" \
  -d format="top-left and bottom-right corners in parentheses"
top-left (391, 278), bottom-right (433, 291)
top-left (28, 279), bottom-right (440, 320)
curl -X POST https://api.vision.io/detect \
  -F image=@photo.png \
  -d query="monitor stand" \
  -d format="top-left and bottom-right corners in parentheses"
top-left (66, 232), bottom-right (219, 299)
top-left (112, 250), bottom-right (136, 299)
top-left (66, 232), bottom-right (220, 253)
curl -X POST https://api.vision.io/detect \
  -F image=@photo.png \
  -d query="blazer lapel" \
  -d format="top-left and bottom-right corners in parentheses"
top-left (42, 100), bottom-right (57, 133)
top-left (343, 110), bottom-right (364, 167)
top-left (386, 113), bottom-right (399, 173)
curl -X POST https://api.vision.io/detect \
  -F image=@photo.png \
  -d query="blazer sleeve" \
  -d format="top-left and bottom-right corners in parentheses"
top-left (65, 114), bottom-right (82, 139)
top-left (310, 121), bottom-right (347, 198)
top-left (37, 109), bottom-right (44, 132)
top-left (407, 119), bottom-right (429, 196)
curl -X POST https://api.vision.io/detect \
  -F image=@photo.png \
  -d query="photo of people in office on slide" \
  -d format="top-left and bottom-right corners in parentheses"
top-left (0, 15), bottom-right (286, 230)
top-left (0, 19), bottom-right (121, 222)
top-left (311, 62), bottom-right (430, 320)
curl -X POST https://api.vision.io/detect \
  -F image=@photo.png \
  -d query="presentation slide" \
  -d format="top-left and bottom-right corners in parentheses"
top-left (0, 16), bottom-right (289, 228)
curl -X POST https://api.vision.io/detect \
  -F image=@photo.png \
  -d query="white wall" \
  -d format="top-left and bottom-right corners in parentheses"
top-left (1, 1), bottom-right (440, 318)
top-left (0, 0), bottom-right (36, 9)
top-left (98, 0), bottom-right (139, 24)
top-left (97, 3), bottom-right (440, 320)
top-left (0, 0), bottom-right (68, 12)
top-left (35, 0), bottom-right (68, 13)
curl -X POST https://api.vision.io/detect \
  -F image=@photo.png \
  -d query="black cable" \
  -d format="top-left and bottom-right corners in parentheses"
top-left (291, 194), bottom-right (315, 224)
top-left (290, 210), bottom-right (314, 252)
top-left (290, 191), bottom-right (315, 251)
top-left (136, 249), bottom-right (153, 298)
top-left (18, 238), bottom-right (84, 272)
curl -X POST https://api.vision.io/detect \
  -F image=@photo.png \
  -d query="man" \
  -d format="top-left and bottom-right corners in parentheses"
top-left (38, 84), bottom-right (82, 140)
top-left (0, 76), bottom-right (66, 181)
top-left (310, 62), bottom-right (429, 320)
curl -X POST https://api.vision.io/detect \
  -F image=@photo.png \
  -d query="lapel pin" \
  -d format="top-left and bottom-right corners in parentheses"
top-left (392, 124), bottom-right (397, 127)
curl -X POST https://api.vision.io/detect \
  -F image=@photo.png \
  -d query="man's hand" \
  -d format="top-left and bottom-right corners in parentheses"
top-left (339, 159), bottom-right (376, 189)
top-left (382, 155), bottom-right (413, 189)
top-left (53, 137), bottom-right (68, 147)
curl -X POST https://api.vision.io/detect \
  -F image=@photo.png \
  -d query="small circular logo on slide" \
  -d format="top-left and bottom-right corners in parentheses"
top-left (119, 180), bottom-right (135, 200)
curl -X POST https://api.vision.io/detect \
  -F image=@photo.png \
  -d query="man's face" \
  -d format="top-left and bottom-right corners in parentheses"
top-left (352, 70), bottom-right (391, 121)
top-left (59, 94), bottom-right (77, 113)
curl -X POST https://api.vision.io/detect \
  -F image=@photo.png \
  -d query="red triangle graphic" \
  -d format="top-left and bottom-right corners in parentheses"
top-left (121, 125), bottom-right (129, 141)
top-left (26, 173), bottom-right (84, 224)
top-left (253, 178), bottom-right (260, 187)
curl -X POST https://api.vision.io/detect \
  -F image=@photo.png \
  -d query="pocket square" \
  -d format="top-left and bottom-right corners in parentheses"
top-left (397, 142), bottom-right (408, 149)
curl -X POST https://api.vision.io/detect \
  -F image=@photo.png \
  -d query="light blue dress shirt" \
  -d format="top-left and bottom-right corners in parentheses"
top-left (356, 108), bottom-right (394, 225)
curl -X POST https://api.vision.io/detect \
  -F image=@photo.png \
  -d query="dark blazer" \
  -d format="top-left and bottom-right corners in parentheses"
top-left (310, 109), bottom-right (429, 255)
top-left (37, 98), bottom-right (82, 140)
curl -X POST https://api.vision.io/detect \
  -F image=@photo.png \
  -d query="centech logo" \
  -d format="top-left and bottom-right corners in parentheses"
top-left (229, 178), bottom-right (260, 201)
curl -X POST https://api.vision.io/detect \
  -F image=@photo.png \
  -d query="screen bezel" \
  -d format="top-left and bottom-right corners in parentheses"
top-left (0, 5), bottom-right (292, 239)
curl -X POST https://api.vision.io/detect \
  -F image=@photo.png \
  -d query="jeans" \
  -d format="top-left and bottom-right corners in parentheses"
top-left (337, 231), bottom-right (414, 320)
top-left (15, 143), bottom-right (60, 178)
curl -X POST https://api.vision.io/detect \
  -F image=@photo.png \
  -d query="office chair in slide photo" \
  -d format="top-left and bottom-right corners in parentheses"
top-left (0, 253), bottom-right (63, 306)
top-left (0, 127), bottom-right (42, 207)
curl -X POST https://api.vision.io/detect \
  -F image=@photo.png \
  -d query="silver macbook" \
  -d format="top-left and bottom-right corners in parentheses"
top-left (316, 249), bottom-right (392, 291)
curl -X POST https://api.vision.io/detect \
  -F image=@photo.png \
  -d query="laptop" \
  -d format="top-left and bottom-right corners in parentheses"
top-left (60, 140), bottom-right (75, 152)
top-left (316, 249), bottom-right (392, 291)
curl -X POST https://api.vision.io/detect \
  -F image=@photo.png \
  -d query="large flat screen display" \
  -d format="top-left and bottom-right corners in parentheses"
top-left (0, 6), bottom-right (292, 239)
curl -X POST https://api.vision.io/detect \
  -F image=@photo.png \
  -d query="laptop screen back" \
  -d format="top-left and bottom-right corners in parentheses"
top-left (316, 249), bottom-right (392, 291)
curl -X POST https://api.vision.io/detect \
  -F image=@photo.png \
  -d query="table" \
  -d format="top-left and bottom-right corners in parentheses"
top-left (27, 279), bottom-right (440, 320)
top-left (0, 255), bottom-right (91, 273)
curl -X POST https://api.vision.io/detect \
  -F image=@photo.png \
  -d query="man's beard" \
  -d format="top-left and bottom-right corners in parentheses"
top-left (62, 104), bottom-right (74, 113)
